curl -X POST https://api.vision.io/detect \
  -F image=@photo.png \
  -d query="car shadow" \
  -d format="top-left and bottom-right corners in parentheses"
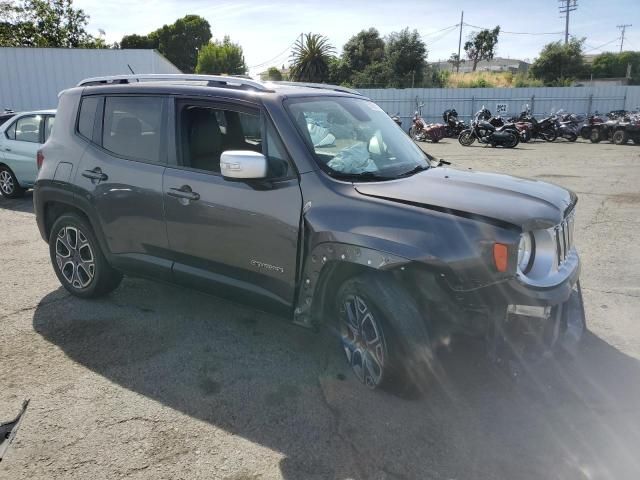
top-left (33, 280), bottom-right (640, 479)
top-left (0, 191), bottom-right (34, 213)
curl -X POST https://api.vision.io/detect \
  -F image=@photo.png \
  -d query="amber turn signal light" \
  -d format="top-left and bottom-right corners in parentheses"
top-left (493, 243), bottom-right (509, 272)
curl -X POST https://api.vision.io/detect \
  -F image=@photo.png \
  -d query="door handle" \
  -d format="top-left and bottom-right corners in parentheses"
top-left (168, 186), bottom-right (200, 201)
top-left (82, 168), bottom-right (108, 182)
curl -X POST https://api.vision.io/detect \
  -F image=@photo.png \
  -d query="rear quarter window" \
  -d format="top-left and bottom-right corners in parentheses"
top-left (77, 96), bottom-right (100, 140)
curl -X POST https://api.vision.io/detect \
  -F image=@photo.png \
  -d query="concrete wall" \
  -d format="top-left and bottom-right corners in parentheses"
top-left (359, 86), bottom-right (640, 130)
top-left (0, 48), bottom-right (181, 111)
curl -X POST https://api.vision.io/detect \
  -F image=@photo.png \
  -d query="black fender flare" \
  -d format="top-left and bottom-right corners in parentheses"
top-left (292, 241), bottom-right (410, 327)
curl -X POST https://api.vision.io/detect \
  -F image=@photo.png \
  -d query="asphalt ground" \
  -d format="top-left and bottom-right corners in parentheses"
top-left (1, 138), bottom-right (639, 479)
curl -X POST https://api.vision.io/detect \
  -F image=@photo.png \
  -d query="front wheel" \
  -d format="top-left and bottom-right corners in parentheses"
top-left (458, 130), bottom-right (475, 146)
top-left (336, 272), bottom-right (434, 393)
top-left (590, 128), bottom-right (601, 143)
top-left (0, 166), bottom-right (25, 198)
top-left (49, 213), bottom-right (123, 298)
top-left (612, 130), bottom-right (628, 145)
top-left (409, 126), bottom-right (420, 142)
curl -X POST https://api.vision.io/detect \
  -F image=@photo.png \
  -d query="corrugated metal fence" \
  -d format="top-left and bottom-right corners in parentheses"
top-left (0, 48), bottom-right (181, 111)
top-left (359, 86), bottom-right (640, 130)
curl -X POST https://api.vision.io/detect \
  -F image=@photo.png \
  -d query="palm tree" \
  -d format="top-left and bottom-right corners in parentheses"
top-left (289, 33), bottom-right (336, 83)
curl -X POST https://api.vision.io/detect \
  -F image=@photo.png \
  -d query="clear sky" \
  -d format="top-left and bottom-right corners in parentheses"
top-left (75, 0), bottom-right (640, 76)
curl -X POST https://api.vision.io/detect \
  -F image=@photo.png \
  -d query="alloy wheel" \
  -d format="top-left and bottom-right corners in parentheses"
top-left (55, 226), bottom-right (95, 289)
top-left (0, 170), bottom-right (14, 195)
top-left (340, 294), bottom-right (386, 388)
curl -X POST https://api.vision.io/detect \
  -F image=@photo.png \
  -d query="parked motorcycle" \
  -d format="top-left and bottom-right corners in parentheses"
top-left (442, 108), bottom-right (467, 138)
top-left (553, 110), bottom-right (580, 142)
top-left (516, 105), bottom-right (557, 142)
top-left (488, 114), bottom-right (527, 142)
top-left (410, 103), bottom-right (446, 142)
top-left (458, 107), bottom-right (519, 148)
top-left (389, 112), bottom-right (403, 128)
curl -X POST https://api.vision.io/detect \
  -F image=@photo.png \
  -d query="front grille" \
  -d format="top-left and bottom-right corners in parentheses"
top-left (554, 214), bottom-right (575, 266)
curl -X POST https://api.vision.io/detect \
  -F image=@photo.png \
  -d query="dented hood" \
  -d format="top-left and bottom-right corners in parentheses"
top-left (354, 167), bottom-right (577, 230)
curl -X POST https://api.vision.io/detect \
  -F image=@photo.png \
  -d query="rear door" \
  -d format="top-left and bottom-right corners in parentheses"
top-left (1, 114), bottom-right (44, 186)
top-left (163, 98), bottom-right (303, 307)
top-left (74, 94), bottom-right (172, 279)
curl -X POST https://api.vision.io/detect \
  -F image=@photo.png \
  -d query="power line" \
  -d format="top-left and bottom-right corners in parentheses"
top-left (248, 35), bottom-right (300, 69)
top-left (559, 0), bottom-right (578, 44)
top-left (421, 24), bottom-right (460, 38)
top-left (463, 23), bottom-right (563, 35)
top-left (617, 24), bottom-right (632, 53)
top-left (584, 37), bottom-right (622, 53)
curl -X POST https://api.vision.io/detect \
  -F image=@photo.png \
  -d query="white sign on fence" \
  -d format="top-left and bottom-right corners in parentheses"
top-left (496, 103), bottom-right (509, 115)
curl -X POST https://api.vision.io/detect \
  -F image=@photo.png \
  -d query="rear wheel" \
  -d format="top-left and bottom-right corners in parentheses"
top-left (49, 213), bottom-right (123, 298)
top-left (0, 166), bottom-right (24, 198)
top-left (612, 130), bottom-right (628, 145)
top-left (409, 126), bottom-right (420, 141)
top-left (458, 130), bottom-right (475, 146)
top-left (590, 128), bottom-right (601, 143)
top-left (567, 132), bottom-right (578, 142)
top-left (580, 126), bottom-right (591, 140)
top-left (504, 132), bottom-right (519, 148)
top-left (336, 272), bottom-right (434, 393)
top-left (541, 128), bottom-right (557, 142)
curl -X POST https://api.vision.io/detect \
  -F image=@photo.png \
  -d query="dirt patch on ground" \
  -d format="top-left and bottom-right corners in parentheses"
top-left (608, 192), bottom-right (640, 204)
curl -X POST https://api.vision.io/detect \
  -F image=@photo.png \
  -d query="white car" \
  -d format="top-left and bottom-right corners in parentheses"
top-left (0, 109), bottom-right (56, 198)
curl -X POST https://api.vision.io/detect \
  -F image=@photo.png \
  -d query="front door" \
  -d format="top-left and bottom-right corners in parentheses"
top-left (163, 99), bottom-right (303, 307)
top-left (74, 95), bottom-right (171, 279)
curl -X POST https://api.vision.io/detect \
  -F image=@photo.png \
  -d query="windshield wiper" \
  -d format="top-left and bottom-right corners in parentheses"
top-left (395, 164), bottom-right (430, 178)
top-left (328, 171), bottom-right (393, 181)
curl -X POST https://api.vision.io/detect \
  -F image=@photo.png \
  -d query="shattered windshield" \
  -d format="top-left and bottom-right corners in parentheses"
top-left (285, 96), bottom-right (429, 180)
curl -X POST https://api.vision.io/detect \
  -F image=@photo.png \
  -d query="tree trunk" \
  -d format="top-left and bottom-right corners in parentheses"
top-left (472, 56), bottom-right (479, 72)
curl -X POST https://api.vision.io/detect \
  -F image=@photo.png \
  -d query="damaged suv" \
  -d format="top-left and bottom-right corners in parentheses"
top-left (34, 75), bottom-right (585, 392)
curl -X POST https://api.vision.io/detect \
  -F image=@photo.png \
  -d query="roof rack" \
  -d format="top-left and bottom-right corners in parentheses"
top-left (269, 81), bottom-right (363, 96)
top-left (77, 74), bottom-right (273, 92)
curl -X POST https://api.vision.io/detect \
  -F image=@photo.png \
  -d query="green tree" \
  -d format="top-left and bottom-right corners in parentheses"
top-left (120, 33), bottom-right (158, 49)
top-left (447, 52), bottom-right (465, 72)
top-left (464, 26), bottom-right (500, 71)
top-left (327, 57), bottom-right (351, 85)
top-left (530, 37), bottom-right (587, 85)
top-left (0, 0), bottom-right (100, 47)
top-left (265, 66), bottom-right (283, 81)
top-left (342, 28), bottom-right (385, 73)
top-left (591, 51), bottom-right (640, 85)
top-left (350, 61), bottom-right (392, 88)
top-left (385, 28), bottom-right (427, 87)
top-left (154, 15), bottom-right (211, 73)
top-left (289, 33), bottom-right (335, 82)
top-left (195, 36), bottom-right (247, 75)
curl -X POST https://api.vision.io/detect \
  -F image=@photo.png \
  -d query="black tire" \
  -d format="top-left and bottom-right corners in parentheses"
top-left (0, 165), bottom-right (25, 198)
top-left (458, 129), bottom-right (475, 146)
top-left (520, 129), bottom-right (531, 143)
top-left (335, 272), bottom-right (434, 394)
top-left (49, 213), bottom-right (122, 298)
top-left (612, 130), bottom-right (628, 145)
top-left (590, 128), bottom-right (601, 143)
top-left (542, 128), bottom-right (557, 142)
top-left (431, 137), bottom-right (440, 143)
top-left (567, 132), bottom-right (578, 142)
top-left (580, 126), bottom-right (591, 140)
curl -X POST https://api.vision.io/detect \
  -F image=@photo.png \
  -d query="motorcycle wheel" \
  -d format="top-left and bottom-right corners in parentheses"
top-left (580, 127), bottom-right (591, 140)
top-left (590, 129), bottom-right (601, 143)
top-left (505, 132), bottom-right (520, 148)
top-left (520, 130), bottom-right (531, 142)
top-left (458, 130), bottom-right (475, 146)
top-left (431, 138), bottom-right (440, 143)
top-left (565, 132), bottom-right (578, 142)
top-left (542, 128), bottom-right (558, 142)
top-left (612, 130), bottom-right (628, 145)
top-left (409, 126), bottom-right (420, 142)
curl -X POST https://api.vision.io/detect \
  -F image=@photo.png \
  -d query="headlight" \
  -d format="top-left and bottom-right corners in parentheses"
top-left (517, 232), bottom-right (534, 273)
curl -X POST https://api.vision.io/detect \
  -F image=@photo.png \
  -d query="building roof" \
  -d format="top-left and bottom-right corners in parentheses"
top-left (0, 47), bottom-right (181, 111)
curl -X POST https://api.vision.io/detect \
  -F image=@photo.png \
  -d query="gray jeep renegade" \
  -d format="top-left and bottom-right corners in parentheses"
top-left (34, 74), bottom-right (585, 392)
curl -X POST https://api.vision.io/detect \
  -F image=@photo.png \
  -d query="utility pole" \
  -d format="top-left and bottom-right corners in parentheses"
top-left (456, 11), bottom-right (464, 73)
top-left (617, 24), bottom-right (632, 53)
top-left (559, 0), bottom-right (578, 44)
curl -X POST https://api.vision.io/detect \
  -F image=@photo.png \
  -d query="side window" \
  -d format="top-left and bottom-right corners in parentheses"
top-left (102, 96), bottom-right (164, 164)
top-left (180, 105), bottom-right (261, 173)
top-left (179, 104), bottom-right (291, 177)
top-left (44, 116), bottom-right (55, 142)
top-left (5, 120), bottom-right (16, 140)
top-left (77, 96), bottom-right (99, 140)
top-left (15, 115), bottom-right (43, 143)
